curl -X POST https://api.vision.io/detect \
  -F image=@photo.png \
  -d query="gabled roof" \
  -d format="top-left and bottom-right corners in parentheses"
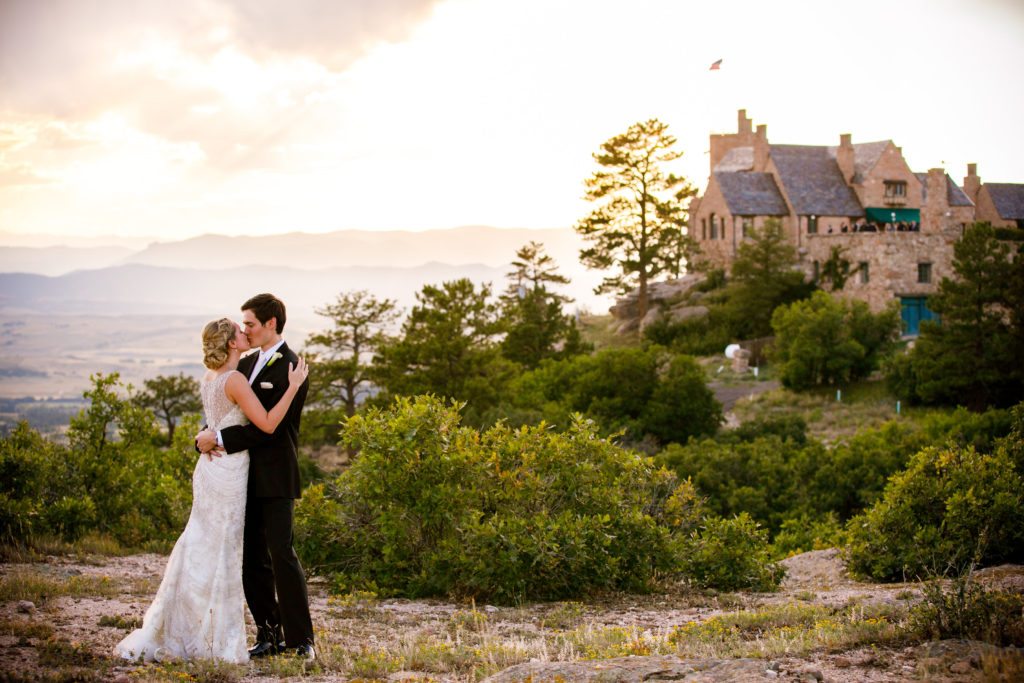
top-left (769, 145), bottom-right (864, 217)
top-left (715, 147), bottom-right (754, 172)
top-left (914, 173), bottom-right (974, 208)
top-left (851, 141), bottom-right (890, 183)
top-left (824, 140), bottom-right (891, 184)
top-left (714, 172), bottom-right (789, 216)
top-left (984, 183), bottom-right (1024, 220)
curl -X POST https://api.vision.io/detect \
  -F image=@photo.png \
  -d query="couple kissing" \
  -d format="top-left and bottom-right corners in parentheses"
top-left (115, 293), bottom-right (316, 663)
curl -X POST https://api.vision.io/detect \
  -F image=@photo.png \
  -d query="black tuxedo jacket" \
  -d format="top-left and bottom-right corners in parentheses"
top-left (222, 341), bottom-right (308, 499)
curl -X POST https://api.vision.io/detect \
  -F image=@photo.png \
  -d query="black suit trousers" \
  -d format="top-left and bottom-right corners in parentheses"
top-left (242, 497), bottom-right (314, 647)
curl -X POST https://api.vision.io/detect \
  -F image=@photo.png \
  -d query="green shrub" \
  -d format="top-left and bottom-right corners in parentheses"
top-left (0, 374), bottom-right (195, 551)
top-left (770, 512), bottom-right (846, 557)
top-left (677, 513), bottom-right (785, 592)
top-left (656, 436), bottom-right (817, 534)
top-left (911, 575), bottom-right (1024, 646)
top-left (846, 440), bottom-right (1024, 581)
top-left (642, 315), bottom-right (732, 357)
top-left (510, 346), bottom-right (721, 447)
top-left (770, 291), bottom-right (900, 390)
top-left (723, 415), bottom-right (808, 445)
top-left (294, 395), bottom-right (774, 600)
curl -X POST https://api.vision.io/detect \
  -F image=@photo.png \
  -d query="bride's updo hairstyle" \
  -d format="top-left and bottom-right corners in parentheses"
top-left (202, 318), bottom-right (237, 370)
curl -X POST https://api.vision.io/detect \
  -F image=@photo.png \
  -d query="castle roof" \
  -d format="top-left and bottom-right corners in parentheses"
top-left (715, 147), bottom-right (754, 172)
top-left (714, 171), bottom-right (789, 216)
top-left (915, 173), bottom-right (974, 207)
top-left (769, 145), bottom-right (864, 217)
top-left (851, 141), bottom-right (890, 183)
top-left (984, 183), bottom-right (1024, 220)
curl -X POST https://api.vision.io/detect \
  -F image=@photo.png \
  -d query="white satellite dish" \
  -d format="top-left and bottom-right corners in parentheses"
top-left (724, 343), bottom-right (741, 359)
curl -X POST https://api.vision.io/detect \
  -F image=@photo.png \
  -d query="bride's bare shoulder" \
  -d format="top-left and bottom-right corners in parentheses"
top-left (222, 371), bottom-right (250, 402)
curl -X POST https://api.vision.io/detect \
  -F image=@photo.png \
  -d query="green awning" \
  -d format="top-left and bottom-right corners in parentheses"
top-left (865, 207), bottom-right (920, 223)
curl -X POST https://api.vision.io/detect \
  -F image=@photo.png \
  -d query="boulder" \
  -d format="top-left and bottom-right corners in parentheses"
top-left (610, 275), bottom-right (708, 335)
top-left (667, 305), bottom-right (709, 323)
top-left (484, 655), bottom-right (781, 682)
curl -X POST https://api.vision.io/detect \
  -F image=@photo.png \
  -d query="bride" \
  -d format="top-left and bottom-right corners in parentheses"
top-left (114, 317), bottom-right (308, 663)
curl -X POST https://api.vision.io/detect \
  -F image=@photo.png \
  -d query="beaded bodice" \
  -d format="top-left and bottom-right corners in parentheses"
top-left (200, 371), bottom-right (248, 431)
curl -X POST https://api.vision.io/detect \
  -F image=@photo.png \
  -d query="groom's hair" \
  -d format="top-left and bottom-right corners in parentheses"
top-left (242, 293), bottom-right (287, 333)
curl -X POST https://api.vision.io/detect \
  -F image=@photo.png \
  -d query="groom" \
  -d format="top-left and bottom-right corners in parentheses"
top-left (196, 293), bottom-right (315, 660)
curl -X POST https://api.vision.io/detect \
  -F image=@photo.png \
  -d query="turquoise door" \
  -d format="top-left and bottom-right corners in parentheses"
top-left (900, 296), bottom-right (938, 335)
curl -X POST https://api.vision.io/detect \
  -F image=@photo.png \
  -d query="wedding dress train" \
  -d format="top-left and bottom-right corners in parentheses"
top-left (115, 371), bottom-right (250, 663)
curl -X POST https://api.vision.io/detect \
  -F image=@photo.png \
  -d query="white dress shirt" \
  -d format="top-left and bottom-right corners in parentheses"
top-left (216, 339), bottom-right (286, 447)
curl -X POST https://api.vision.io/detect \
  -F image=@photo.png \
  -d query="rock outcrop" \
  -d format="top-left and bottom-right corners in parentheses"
top-left (483, 655), bottom-right (795, 682)
top-left (609, 275), bottom-right (710, 335)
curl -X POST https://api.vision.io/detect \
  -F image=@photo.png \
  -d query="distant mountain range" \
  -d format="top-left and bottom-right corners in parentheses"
top-left (0, 245), bottom-right (136, 276)
top-left (0, 262), bottom-right (514, 318)
top-left (122, 226), bottom-right (584, 270)
top-left (0, 226), bottom-right (611, 316)
top-left (0, 226), bottom-right (585, 273)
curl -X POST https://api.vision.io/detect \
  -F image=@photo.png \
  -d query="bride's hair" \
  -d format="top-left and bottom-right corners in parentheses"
top-left (202, 318), bottom-right (237, 370)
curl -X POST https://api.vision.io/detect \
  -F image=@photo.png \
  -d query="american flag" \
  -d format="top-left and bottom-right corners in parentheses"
top-left (709, 59), bottom-right (722, 71)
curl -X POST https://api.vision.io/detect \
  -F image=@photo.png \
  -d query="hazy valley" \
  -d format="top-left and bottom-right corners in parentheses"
top-left (0, 227), bottom-right (611, 409)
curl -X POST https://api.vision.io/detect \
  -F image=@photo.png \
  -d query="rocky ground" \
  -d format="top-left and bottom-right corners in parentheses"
top-left (1, 549), bottom-right (1021, 682)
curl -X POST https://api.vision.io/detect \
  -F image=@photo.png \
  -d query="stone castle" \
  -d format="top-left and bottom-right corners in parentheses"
top-left (689, 110), bottom-right (1024, 334)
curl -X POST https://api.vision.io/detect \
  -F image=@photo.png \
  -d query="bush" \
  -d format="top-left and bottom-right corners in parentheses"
top-left (770, 512), bottom-right (846, 558)
top-left (642, 315), bottom-right (733, 357)
top-left (770, 291), bottom-right (900, 390)
top-left (911, 574), bottom-right (1024, 646)
top-left (846, 438), bottom-right (1024, 581)
top-left (510, 346), bottom-right (721, 447)
top-left (677, 513), bottom-right (785, 591)
top-left (0, 374), bottom-right (195, 550)
top-left (294, 395), bottom-right (774, 601)
top-left (656, 436), bottom-right (819, 534)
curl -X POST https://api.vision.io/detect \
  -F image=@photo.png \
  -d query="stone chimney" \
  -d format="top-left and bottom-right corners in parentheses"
top-left (922, 168), bottom-right (949, 233)
top-left (836, 134), bottom-right (854, 183)
top-left (737, 109), bottom-right (752, 136)
top-left (709, 109), bottom-right (756, 171)
top-left (753, 124), bottom-right (769, 171)
top-left (963, 163), bottom-right (981, 205)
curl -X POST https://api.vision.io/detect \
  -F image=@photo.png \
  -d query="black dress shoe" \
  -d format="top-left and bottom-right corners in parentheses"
top-left (247, 639), bottom-right (282, 658)
top-left (293, 644), bottom-right (316, 660)
top-left (248, 625), bottom-right (285, 658)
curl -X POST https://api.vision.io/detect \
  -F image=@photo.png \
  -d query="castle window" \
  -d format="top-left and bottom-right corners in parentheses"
top-left (720, 216), bottom-right (727, 240)
top-left (884, 181), bottom-right (907, 198)
top-left (918, 262), bottom-right (932, 284)
top-left (807, 215), bottom-right (818, 234)
top-left (859, 262), bottom-right (869, 284)
top-left (710, 213), bottom-right (717, 240)
top-left (742, 217), bottom-right (752, 238)
top-left (701, 218), bottom-right (707, 240)
top-left (812, 260), bottom-right (820, 281)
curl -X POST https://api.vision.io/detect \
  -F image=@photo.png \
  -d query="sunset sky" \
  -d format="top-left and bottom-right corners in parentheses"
top-left (1, 0), bottom-right (1023, 243)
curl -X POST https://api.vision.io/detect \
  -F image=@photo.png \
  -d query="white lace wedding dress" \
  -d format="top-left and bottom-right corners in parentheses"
top-left (115, 371), bottom-right (250, 663)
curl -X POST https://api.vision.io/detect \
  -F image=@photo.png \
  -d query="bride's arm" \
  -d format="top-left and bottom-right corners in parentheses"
top-left (224, 359), bottom-right (308, 434)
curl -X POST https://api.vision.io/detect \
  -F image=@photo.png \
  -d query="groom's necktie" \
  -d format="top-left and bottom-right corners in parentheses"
top-left (249, 351), bottom-right (267, 385)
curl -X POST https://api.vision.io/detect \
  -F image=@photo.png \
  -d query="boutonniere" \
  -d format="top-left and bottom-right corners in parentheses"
top-left (266, 352), bottom-right (283, 367)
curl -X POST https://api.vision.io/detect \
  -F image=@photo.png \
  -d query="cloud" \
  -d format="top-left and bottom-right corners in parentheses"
top-left (0, 0), bottom-right (441, 117)
top-left (226, 0), bottom-right (441, 69)
top-left (0, 163), bottom-right (54, 188)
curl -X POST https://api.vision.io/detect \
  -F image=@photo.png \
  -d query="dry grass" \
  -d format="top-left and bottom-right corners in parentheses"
top-left (0, 570), bottom-right (119, 604)
top-left (731, 381), bottom-right (906, 444)
top-left (3, 556), bottom-right (1021, 682)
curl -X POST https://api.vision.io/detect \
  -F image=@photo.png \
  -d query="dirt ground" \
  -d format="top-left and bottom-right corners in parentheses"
top-left (1, 550), bottom-right (1021, 682)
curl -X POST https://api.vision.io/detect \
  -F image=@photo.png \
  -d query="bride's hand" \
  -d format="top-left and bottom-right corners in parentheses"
top-left (288, 357), bottom-right (309, 387)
